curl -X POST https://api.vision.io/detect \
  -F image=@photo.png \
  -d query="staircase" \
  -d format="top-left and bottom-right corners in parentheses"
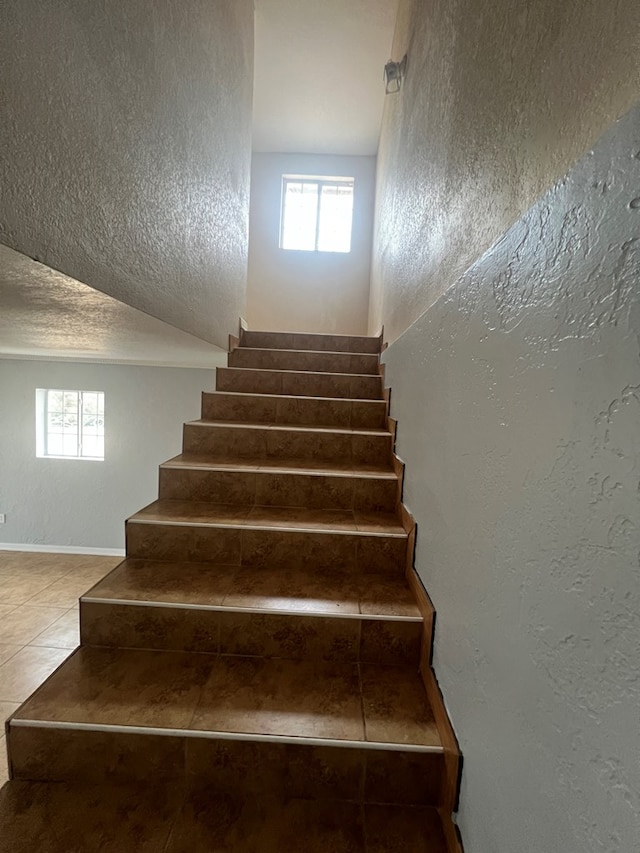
top-left (2, 330), bottom-right (461, 851)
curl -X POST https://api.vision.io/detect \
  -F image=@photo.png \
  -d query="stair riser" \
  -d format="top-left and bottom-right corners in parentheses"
top-left (182, 424), bottom-right (392, 467)
top-left (241, 331), bottom-right (381, 354)
top-left (80, 601), bottom-right (421, 665)
top-left (228, 349), bottom-right (380, 376)
top-left (158, 468), bottom-right (398, 512)
top-left (216, 368), bottom-right (383, 400)
top-left (8, 726), bottom-right (442, 806)
top-left (201, 392), bottom-right (387, 430)
top-left (125, 522), bottom-right (407, 575)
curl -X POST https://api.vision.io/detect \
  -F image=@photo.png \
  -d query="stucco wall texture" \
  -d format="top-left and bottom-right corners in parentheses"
top-left (0, 0), bottom-right (253, 348)
top-left (371, 0), bottom-right (640, 343)
top-left (383, 106), bottom-right (640, 852)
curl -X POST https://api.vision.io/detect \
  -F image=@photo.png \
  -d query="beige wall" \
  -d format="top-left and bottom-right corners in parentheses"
top-left (371, 0), bottom-right (640, 342)
top-left (246, 154), bottom-right (375, 335)
top-left (0, 0), bottom-right (254, 349)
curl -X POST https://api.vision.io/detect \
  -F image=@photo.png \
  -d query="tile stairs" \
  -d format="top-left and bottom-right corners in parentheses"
top-left (2, 330), bottom-right (462, 851)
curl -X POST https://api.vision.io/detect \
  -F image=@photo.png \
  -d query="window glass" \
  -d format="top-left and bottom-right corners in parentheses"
top-left (280, 176), bottom-right (354, 253)
top-left (36, 389), bottom-right (105, 460)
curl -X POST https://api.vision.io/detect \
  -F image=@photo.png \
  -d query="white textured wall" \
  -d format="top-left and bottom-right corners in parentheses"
top-left (0, 0), bottom-right (254, 347)
top-left (0, 360), bottom-right (213, 550)
top-left (371, 0), bottom-right (640, 343)
top-left (383, 107), bottom-right (640, 852)
top-left (246, 154), bottom-right (375, 335)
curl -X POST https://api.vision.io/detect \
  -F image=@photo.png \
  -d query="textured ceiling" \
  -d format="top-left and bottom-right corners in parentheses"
top-left (0, 245), bottom-right (226, 368)
top-left (252, 0), bottom-right (399, 155)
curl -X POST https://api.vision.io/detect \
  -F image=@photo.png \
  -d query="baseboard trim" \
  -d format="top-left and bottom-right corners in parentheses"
top-left (0, 543), bottom-right (125, 557)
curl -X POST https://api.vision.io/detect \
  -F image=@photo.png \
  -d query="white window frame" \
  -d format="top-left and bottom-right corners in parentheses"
top-left (36, 389), bottom-right (105, 461)
top-left (279, 175), bottom-right (355, 253)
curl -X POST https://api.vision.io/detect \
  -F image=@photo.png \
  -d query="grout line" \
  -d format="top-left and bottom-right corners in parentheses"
top-left (9, 719), bottom-right (444, 753)
top-left (79, 597), bottom-right (422, 621)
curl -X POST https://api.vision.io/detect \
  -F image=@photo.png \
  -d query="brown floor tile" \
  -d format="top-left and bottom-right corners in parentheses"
top-left (364, 750), bottom-right (444, 805)
top-left (0, 645), bottom-right (21, 667)
top-left (0, 646), bottom-right (71, 703)
top-left (357, 536), bottom-right (407, 575)
top-left (360, 665), bottom-right (441, 747)
top-left (0, 576), bottom-right (60, 606)
top-left (201, 391), bottom-right (278, 424)
top-left (126, 521), bottom-right (242, 564)
top-left (354, 511), bottom-right (406, 534)
top-left (358, 576), bottom-right (421, 618)
top-left (218, 610), bottom-right (361, 662)
top-left (131, 500), bottom-right (250, 525)
top-left (84, 558), bottom-right (237, 606)
top-left (25, 576), bottom-right (91, 608)
top-left (8, 726), bottom-right (186, 785)
top-left (166, 794), bottom-right (364, 853)
top-left (246, 505), bottom-right (357, 531)
top-left (0, 605), bottom-right (68, 646)
top-left (216, 366), bottom-right (284, 395)
top-left (14, 647), bottom-right (215, 729)
top-left (191, 656), bottom-right (363, 741)
top-left (81, 601), bottom-right (220, 654)
top-left (364, 804), bottom-right (448, 852)
top-left (253, 470), bottom-right (355, 510)
top-left (185, 738), bottom-right (364, 801)
top-left (359, 619), bottom-right (422, 666)
top-left (0, 736), bottom-right (7, 785)
top-left (241, 529), bottom-right (358, 572)
top-left (31, 610), bottom-right (80, 649)
top-left (0, 781), bottom-right (179, 852)
top-left (0, 700), bottom-right (21, 722)
top-left (159, 467), bottom-right (257, 504)
top-left (222, 565), bottom-right (361, 614)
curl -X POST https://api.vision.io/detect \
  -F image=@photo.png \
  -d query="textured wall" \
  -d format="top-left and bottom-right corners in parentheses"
top-left (246, 154), bottom-right (375, 334)
top-left (0, 360), bottom-right (213, 549)
top-left (383, 107), bottom-right (640, 852)
top-left (0, 0), bottom-right (253, 347)
top-left (371, 0), bottom-right (640, 342)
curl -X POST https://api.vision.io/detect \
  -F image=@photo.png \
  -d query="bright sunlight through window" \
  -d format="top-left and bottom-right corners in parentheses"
top-left (36, 389), bottom-right (105, 460)
top-left (280, 176), bottom-right (354, 253)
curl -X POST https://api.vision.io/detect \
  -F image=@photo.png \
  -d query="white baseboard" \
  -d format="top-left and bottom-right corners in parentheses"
top-left (0, 543), bottom-right (125, 557)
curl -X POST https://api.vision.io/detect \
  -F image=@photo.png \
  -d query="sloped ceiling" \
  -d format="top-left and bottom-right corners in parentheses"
top-left (252, 0), bottom-right (399, 155)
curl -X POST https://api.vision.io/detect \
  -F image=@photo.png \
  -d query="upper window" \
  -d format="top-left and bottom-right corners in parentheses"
top-left (280, 176), bottom-right (354, 253)
top-left (36, 389), bottom-right (105, 460)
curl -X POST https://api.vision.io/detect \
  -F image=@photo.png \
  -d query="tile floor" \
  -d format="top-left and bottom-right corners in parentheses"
top-left (0, 550), bottom-right (121, 784)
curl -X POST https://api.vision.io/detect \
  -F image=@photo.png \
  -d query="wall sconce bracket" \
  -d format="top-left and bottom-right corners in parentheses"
top-left (384, 54), bottom-right (407, 94)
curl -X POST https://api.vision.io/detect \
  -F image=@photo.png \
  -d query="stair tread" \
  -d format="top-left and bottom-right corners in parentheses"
top-left (0, 782), bottom-right (447, 853)
top-left (234, 346), bottom-right (380, 358)
top-left (82, 558), bottom-right (421, 619)
top-left (204, 389), bottom-right (385, 404)
top-left (220, 366), bottom-right (381, 380)
top-left (12, 646), bottom-right (441, 749)
top-left (162, 454), bottom-right (397, 479)
top-left (187, 418), bottom-right (389, 436)
top-left (129, 500), bottom-right (407, 536)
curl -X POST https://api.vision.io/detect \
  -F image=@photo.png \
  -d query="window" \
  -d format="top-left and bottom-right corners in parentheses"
top-left (36, 389), bottom-right (105, 460)
top-left (280, 175), bottom-right (354, 253)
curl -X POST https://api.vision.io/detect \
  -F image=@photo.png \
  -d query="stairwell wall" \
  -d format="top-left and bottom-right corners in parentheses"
top-left (0, 359), bottom-right (213, 550)
top-left (0, 0), bottom-right (254, 348)
top-left (246, 153), bottom-right (375, 335)
top-left (370, 0), bottom-right (640, 343)
top-left (382, 105), bottom-right (640, 852)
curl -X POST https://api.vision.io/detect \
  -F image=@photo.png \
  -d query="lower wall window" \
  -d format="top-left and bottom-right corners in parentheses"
top-left (36, 389), bottom-right (105, 460)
